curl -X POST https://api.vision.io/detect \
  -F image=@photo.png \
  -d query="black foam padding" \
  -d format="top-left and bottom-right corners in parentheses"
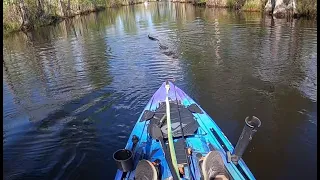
top-left (188, 104), bottom-right (203, 114)
top-left (149, 102), bottom-right (199, 139)
top-left (141, 110), bottom-right (155, 122)
top-left (174, 139), bottom-right (188, 165)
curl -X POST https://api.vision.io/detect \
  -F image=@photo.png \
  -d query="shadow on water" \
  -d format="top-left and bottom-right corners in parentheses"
top-left (3, 2), bottom-right (317, 180)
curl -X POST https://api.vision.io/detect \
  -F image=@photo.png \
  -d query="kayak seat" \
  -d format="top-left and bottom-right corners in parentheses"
top-left (148, 102), bottom-right (200, 139)
top-left (135, 160), bottom-right (159, 180)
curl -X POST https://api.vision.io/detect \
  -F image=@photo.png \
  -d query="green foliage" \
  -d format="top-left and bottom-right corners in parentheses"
top-left (106, 0), bottom-right (124, 7)
top-left (296, 0), bottom-right (317, 17)
top-left (3, 0), bottom-right (109, 34)
top-left (3, 22), bottom-right (21, 35)
top-left (226, 0), bottom-right (236, 8)
top-left (3, 3), bottom-right (21, 34)
top-left (242, 0), bottom-right (262, 11)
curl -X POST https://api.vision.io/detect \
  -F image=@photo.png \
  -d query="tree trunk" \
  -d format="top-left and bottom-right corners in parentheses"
top-left (18, 0), bottom-right (32, 30)
top-left (265, 0), bottom-right (291, 17)
top-left (265, 0), bottom-right (275, 14)
top-left (273, 0), bottom-right (286, 16)
top-left (287, 0), bottom-right (297, 16)
top-left (37, 0), bottom-right (44, 16)
top-left (67, 0), bottom-right (71, 16)
top-left (58, 0), bottom-right (67, 17)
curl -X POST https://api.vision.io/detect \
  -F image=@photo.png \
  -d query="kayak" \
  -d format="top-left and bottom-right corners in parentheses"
top-left (114, 81), bottom-right (257, 180)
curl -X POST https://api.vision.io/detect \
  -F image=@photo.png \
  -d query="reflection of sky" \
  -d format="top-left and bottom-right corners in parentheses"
top-left (116, 16), bottom-right (125, 36)
top-left (104, 5), bottom-right (184, 110)
top-left (3, 81), bottom-right (30, 135)
top-left (256, 24), bottom-right (284, 83)
top-left (214, 18), bottom-right (221, 64)
top-left (3, 81), bottom-right (18, 120)
top-left (71, 39), bottom-right (86, 73)
top-left (253, 19), bottom-right (317, 105)
top-left (297, 51), bottom-right (317, 103)
top-left (3, 17), bottom-right (113, 123)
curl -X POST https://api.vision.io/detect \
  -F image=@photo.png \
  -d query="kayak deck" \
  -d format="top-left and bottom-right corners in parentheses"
top-left (114, 81), bottom-right (255, 180)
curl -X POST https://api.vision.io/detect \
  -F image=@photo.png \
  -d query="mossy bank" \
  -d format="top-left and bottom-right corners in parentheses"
top-left (3, 0), bottom-right (156, 35)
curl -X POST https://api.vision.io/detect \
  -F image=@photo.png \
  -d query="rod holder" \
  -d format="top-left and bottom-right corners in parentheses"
top-left (227, 116), bottom-right (261, 165)
top-left (113, 149), bottom-right (134, 172)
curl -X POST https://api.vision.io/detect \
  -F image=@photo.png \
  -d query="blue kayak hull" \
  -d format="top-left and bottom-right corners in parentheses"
top-left (114, 81), bottom-right (255, 180)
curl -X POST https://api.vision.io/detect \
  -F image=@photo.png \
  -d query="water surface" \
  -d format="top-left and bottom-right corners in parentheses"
top-left (3, 3), bottom-right (317, 180)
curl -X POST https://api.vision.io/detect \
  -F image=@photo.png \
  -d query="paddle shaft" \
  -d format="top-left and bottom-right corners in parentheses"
top-left (165, 82), bottom-right (180, 178)
top-left (158, 138), bottom-right (180, 180)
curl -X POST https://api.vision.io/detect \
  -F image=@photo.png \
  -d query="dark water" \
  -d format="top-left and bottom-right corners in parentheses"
top-left (3, 2), bottom-right (317, 180)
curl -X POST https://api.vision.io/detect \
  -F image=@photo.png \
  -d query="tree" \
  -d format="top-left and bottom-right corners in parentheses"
top-left (37, 0), bottom-right (45, 17)
top-left (18, 0), bottom-right (33, 30)
top-left (265, 0), bottom-right (297, 17)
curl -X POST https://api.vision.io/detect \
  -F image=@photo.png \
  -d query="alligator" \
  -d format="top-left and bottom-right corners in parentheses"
top-left (148, 34), bottom-right (178, 58)
top-left (148, 34), bottom-right (159, 41)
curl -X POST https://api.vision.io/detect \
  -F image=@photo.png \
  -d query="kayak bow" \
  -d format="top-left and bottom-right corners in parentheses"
top-left (114, 81), bottom-right (260, 180)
